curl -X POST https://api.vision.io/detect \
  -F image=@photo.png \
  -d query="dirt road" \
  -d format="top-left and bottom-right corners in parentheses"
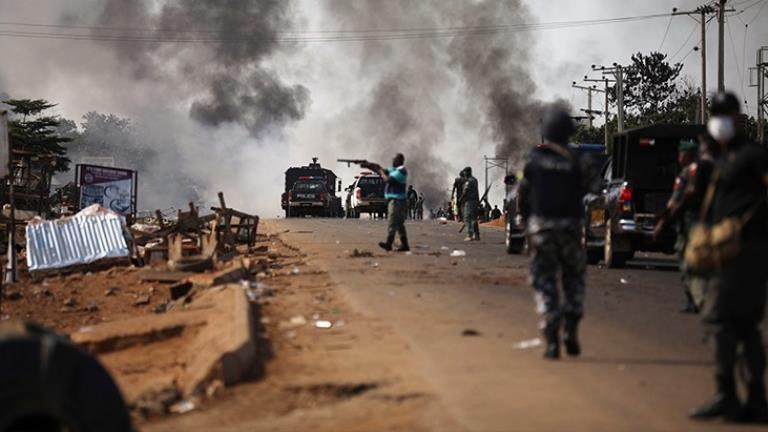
top-left (151, 218), bottom-right (762, 431)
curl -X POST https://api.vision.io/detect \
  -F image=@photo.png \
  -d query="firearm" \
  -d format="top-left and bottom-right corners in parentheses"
top-left (337, 159), bottom-right (383, 172)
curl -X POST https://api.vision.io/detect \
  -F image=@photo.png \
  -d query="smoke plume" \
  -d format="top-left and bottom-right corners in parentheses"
top-left (95, 0), bottom-right (310, 138)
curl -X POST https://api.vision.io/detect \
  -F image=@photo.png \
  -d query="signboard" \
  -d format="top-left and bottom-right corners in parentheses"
top-left (76, 164), bottom-right (137, 222)
top-left (0, 111), bottom-right (9, 179)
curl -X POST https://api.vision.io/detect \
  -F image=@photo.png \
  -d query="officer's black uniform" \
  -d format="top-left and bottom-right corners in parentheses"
top-left (691, 93), bottom-right (768, 423)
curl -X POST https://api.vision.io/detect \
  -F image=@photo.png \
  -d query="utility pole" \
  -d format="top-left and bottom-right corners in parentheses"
top-left (717, 0), bottom-right (727, 92)
top-left (584, 77), bottom-right (614, 147)
top-left (750, 47), bottom-right (768, 145)
top-left (483, 156), bottom-right (509, 201)
top-left (572, 83), bottom-right (605, 128)
top-left (673, 4), bottom-right (731, 121)
top-left (593, 64), bottom-right (631, 132)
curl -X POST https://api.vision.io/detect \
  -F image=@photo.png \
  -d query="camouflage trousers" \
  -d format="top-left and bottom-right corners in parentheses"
top-left (528, 228), bottom-right (586, 331)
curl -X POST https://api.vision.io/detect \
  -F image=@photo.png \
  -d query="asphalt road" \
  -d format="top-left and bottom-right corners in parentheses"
top-left (271, 217), bottom-right (762, 432)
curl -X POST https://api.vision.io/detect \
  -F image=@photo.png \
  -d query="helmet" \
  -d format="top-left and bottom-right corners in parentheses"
top-left (710, 92), bottom-right (740, 116)
top-left (541, 107), bottom-right (576, 145)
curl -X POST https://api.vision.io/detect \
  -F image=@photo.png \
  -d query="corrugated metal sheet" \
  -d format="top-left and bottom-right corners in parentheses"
top-left (26, 205), bottom-right (130, 272)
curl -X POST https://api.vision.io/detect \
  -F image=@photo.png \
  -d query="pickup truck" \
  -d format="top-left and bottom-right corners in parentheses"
top-left (584, 124), bottom-right (705, 267)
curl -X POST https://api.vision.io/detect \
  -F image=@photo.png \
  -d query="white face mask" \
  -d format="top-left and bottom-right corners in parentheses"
top-left (707, 116), bottom-right (736, 143)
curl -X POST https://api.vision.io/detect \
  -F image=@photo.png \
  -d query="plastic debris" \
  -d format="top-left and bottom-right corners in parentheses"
top-left (462, 328), bottom-right (481, 337)
top-left (512, 338), bottom-right (543, 350)
top-left (620, 278), bottom-right (629, 284)
top-left (315, 320), bottom-right (333, 329)
top-left (169, 400), bottom-right (196, 415)
top-left (291, 267), bottom-right (301, 275)
top-left (450, 250), bottom-right (467, 257)
top-left (289, 315), bottom-right (307, 326)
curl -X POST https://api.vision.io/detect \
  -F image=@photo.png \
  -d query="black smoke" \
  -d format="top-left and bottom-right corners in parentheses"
top-left (95, 0), bottom-right (309, 138)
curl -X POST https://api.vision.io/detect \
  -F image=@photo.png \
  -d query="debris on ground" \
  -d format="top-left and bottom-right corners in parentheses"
top-left (315, 320), bottom-right (333, 329)
top-left (350, 248), bottom-right (374, 258)
top-left (450, 250), bottom-right (467, 257)
top-left (512, 338), bottom-right (543, 350)
top-left (462, 328), bottom-right (481, 337)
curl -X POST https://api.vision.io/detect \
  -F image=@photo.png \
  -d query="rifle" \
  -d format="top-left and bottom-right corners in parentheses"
top-left (337, 159), bottom-right (383, 172)
top-left (458, 182), bottom-right (493, 232)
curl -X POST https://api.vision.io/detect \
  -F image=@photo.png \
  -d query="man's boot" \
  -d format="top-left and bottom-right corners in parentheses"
top-left (396, 237), bottom-right (410, 252)
top-left (689, 392), bottom-right (741, 421)
top-left (563, 318), bottom-right (581, 357)
top-left (743, 384), bottom-right (768, 423)
top-left (379, 236), bottom-right (394, 252)
top-left (543, 324), bottom-right (560, 360)
top-left (692, 328), bottom-right (742, 421)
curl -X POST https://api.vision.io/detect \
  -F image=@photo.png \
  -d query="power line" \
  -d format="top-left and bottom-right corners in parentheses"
top-left (0, 12), bottom-right (673, 44)
top-left (658, 15), bottom-right (674, 51)
top-left (668, 23), bottom-right (699, 62)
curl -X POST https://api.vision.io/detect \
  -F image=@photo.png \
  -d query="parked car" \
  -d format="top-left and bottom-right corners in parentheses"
top-left (346, 172), bottom-right (386, 218)
top-left (503, 143), bottom-right (608, 255)
top-left (584, 124), bottom-right (705, 267)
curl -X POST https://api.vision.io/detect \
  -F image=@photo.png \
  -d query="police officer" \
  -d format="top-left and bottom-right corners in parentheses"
top-left (518, 107), bottom-right (596, 359)
top-left (461, 167), bottom-right (480, 241)
top-left (452, 172), bottom-right (465, 222)
top-left (407, 185), bottom-right (418, 219)
top-left (654, 139), bottom-right (701, 313)
top-left (376, 153), bottom-right (410, 252)
top-left (690, 93), bottom-right (768, 422)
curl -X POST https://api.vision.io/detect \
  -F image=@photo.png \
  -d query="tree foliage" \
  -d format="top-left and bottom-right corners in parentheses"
top-left (4, 99), bottom-right (71, 172)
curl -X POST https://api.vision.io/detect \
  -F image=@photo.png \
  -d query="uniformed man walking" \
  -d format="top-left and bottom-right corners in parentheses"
top-left (654, 139), bottom-right (701, 313)
top-left (461, 167), bottom-right (480, 241)
top-left (518, 107), bottom-right (596, 359)
top-left (376, 153), bottom-right (410, 252)
top-left (689, 93), bottom-right (768, 423)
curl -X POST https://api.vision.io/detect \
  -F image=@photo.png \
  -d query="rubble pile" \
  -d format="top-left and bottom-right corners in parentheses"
top-left (0, 191), bottom-right (267, 420)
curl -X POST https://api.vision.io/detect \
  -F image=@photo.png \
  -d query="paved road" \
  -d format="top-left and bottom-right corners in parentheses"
top-left (272, 217), bottom-right (757, 432)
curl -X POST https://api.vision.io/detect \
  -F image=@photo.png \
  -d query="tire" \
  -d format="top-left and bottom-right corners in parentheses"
top-left (0, 321), bottom-right (132, 432)
top-left (505, 220), bottom-right (525, 255)
top-left (604, 227), bottom-right (628, 268)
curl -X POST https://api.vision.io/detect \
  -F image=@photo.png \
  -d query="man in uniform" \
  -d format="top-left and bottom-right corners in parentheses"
top-left (461, 167), bottom-right (480, 241)
top-left (407, 185), bottom-right (418, 219)
top-left (654, 139), bottom-right (701, 313)
top-left (491, 205), bottom-right (502, 220)
top-left (690, 93), bottom-right (768, 423)
top-left (452, 172), bottom-right (465, 222)
top-left (416, 194), bottom-right (425, 220)
top-left (517, 107), bottom-right (597, 360)
top-left (375, 153), bottom-right (410, 252)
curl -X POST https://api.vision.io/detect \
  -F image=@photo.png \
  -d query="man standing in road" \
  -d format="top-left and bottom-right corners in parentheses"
top-left (518, 107), bottom-right (596, 360)
top-left (689, 93), bottom-right (768, 423)
top-left (416, 194), bottom-right (425, 220)
top-left (654, 139), bottom-right (702, 313)
top-left (461, 167), bottom-right (480, 241)
top-left (376, 153), bottom-right (410, 252)
top-left (407, 185), bottom-right (418, 219)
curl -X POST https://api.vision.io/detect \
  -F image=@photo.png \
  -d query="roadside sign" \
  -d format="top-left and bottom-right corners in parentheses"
top-left (80, 156), bottom-right (115, 167)
top-left (75, 164), bottom-right (138, 222)
top-left (0, 111), bottom-right (9, 179)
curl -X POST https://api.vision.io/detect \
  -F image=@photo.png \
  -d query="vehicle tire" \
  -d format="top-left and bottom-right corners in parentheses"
top-left (284, 209), bottom-right (290, 218)
top-left (604, 228), bottom-right (628, 268)
top-left (353, 209), bottom-right (360, 219)
top-left (0, 321), bottom-right (132, 432)
top-left (505, 219), bottom-right (525, 255)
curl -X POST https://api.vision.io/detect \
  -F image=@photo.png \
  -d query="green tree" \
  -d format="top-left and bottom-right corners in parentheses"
top-left (572, 124), bottom-right (604, 144)
top-left (4, 99), bottom-right (71, 172)
top-left (615, 52), bottom-right (683, 120)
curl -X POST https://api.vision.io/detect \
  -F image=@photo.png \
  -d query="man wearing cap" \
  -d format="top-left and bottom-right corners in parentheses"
top-left (654, 139), bottom-right (702, 313)
top-left (518, 106), bottom-right (598, 360)
top-left (689, 92), bottom-right (768, 423)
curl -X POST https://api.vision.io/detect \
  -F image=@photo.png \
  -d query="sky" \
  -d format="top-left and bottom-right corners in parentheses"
top-left (0, 0), bottom-right (766, 215)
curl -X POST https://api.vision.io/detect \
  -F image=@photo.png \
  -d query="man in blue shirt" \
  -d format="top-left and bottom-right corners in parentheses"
top-left (374, 153), bottom-right (409, 252)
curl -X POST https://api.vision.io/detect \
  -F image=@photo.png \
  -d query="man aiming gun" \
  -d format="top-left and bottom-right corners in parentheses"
top-left (338, 154), bottom-right (410, 252)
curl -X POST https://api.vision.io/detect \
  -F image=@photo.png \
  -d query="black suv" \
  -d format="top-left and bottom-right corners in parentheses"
top-left (584, 124), bottom-right (705, 267)
top-left (503, 144), bottom-right (607, 255)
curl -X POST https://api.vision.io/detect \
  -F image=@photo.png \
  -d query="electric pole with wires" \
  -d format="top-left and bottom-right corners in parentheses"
top-left (593, 64), bottom-right (633, 132)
